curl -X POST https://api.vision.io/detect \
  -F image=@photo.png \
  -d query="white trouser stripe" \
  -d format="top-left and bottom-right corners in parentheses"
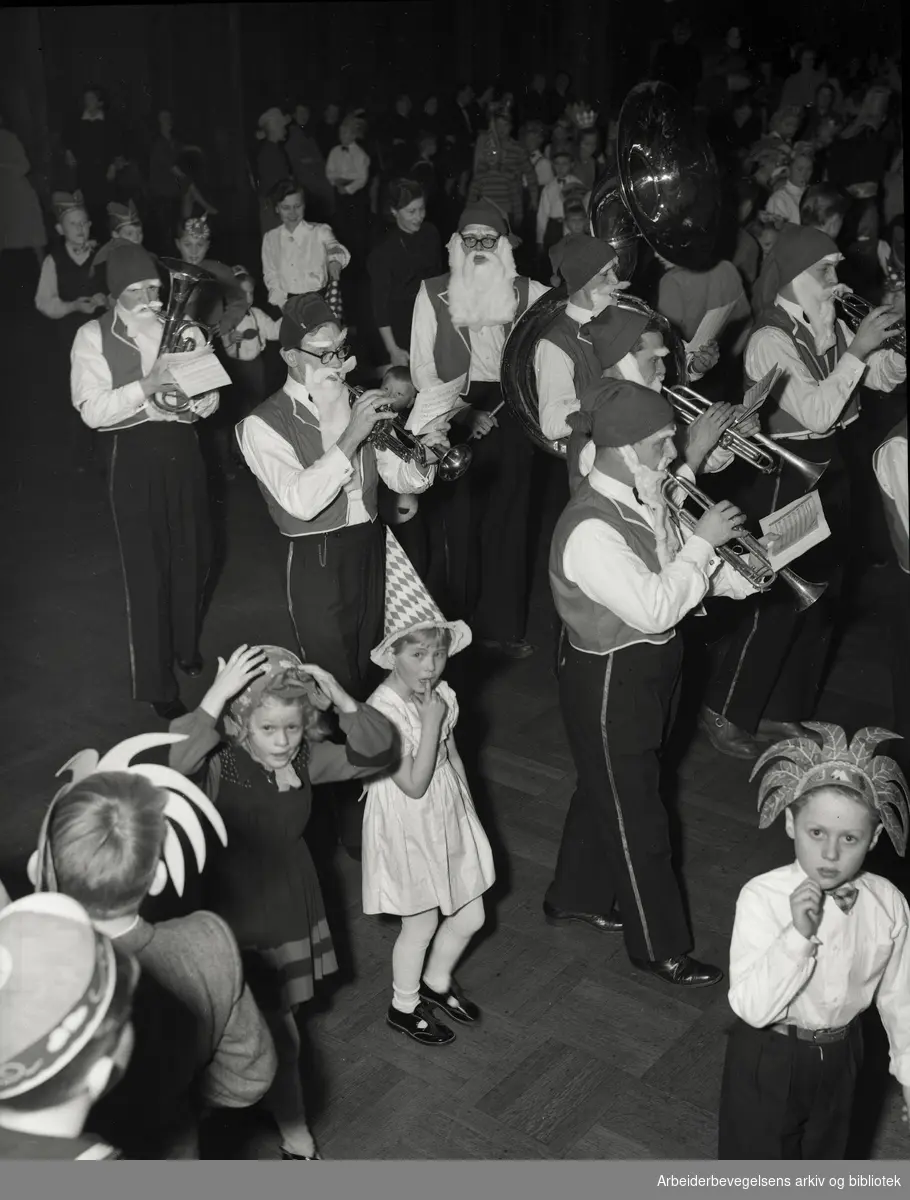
top-left (108, 436), bottom-right (138, 699)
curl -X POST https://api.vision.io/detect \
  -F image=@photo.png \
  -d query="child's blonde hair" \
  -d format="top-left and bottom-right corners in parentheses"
top-left (391, 626), bottom-right (453, 656)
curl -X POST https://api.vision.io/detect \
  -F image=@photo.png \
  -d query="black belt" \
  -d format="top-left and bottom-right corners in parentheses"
top-left (770, 1019), bottom-right (855, 1044)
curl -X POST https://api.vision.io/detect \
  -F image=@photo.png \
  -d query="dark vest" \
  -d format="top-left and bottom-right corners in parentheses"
top-left (877, 416), bottom-right (909, 573)
top-left (50, 242), bottom-right (96, 302)
top-left (423, 273), bottom-right (532, 394)
top-left (95, 310), bottom-right (196, 431)
top-left (540, 310), bottom-right (602, 391)
top-left (239, 388), bottom-right (379, 536)
top-left (549, 478), bottom-right (674, 655)
top-left (748, 305), bottom-right (858, 438)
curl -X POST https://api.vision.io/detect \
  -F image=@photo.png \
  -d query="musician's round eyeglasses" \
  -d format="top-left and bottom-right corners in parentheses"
top-left (303, 342), bottom-right (350, 364)
top-left (461, 234), bottom-right (499, 250)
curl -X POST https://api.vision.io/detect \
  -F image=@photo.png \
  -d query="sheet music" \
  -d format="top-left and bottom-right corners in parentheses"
top-left (759, 490), bottom-right (830, 570)
top-left (405, 376), bottom-right (470, 435)
top-left (160, 345), bottom-right (231, 397)
top-left (733, 366), bottom-right (783, 426)
top-left (684, 302), bottom-right (737, 356)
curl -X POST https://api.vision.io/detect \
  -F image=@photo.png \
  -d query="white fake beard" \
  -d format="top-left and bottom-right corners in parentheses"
top-left (617, 353), bottom-right (664, 393)
top-left (791, 275), bottom-right (837, 353)
top-left (303, 354), bottom-right (356, 397)
top-left (121, 302), bottom-right (162, 336)
top-left (446, 236), bottom-right (518, 330)
top-left (617, 445), bottom-right (676, 568)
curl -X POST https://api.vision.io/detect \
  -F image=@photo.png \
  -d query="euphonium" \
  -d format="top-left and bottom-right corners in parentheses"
top-left (349, 387), bottom-right (472, 482)
top-left (664, 384), bottom-right (829, 491)
top-left (836, 291), bottom-right (906, 357)
top-left (661, 474), bottom-right (827, 611)
top-left (150, 256), bottom-right (217, 415)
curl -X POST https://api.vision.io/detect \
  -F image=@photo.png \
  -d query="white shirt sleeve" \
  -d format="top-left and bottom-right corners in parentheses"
top-left (317, 223), bottom-right (351, 268)
top-left (537, 184), bottom-right (555, 245)
top-left (347, 146), bottom-right (370, 194)
top-left (238, 415), bottom-right (355, 522)
top-left (727, 883), bottom-right (820, 1029)
top-left (70, 320), bottom-right (148, 429)
top-left (874, 893), bottom-right (910, 1086)
top-left (535, 340), bottom-right (578, 441)
top-left (409, 283), bottom-right (442, 391)
top-left (261, 230), bottom-right (285, 310)
top-left (874, 437), bottom-right (909, 539)
top-left (864, 347), bottom-right (907, 393)
top-left (35, 256), bottom-right (71, 320)
top-left (253, 307), bottom-right (282, 343)
top-left (375, 448), bottom-right (435, 494)
top-left (746, 326), bottom-right (867, 435)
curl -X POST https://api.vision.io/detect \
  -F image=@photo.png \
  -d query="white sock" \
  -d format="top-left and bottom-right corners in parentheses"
top-left (391, 986), bottom-right (420, 1015)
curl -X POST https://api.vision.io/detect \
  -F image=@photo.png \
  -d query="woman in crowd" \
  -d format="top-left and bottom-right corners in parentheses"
top-left (0, 112), bottom-right (46, 271)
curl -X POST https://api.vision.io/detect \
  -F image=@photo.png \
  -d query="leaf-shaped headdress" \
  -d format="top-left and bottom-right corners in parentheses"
top-left (749, 722), bottom-right (909, 856)
top-left (34, 733), bottom-right (227, 898)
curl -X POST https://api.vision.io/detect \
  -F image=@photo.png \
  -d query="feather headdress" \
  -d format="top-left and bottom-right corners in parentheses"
top-left (749, 722), bottom-right (909, 856)
top-left (33, 733), bottom-right (227, 898)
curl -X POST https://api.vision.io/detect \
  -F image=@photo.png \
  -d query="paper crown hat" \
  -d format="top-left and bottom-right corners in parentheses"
top-left (51, 190), bottom-right (87, 219)
top-left (0, 893), bottom-right (133, 1101)
top-left (31, 733), bottom-right (228, 900)
top-left (371, 529), bottom-right (471, 668)
top-left (107, 199), bottom-right (140, 229)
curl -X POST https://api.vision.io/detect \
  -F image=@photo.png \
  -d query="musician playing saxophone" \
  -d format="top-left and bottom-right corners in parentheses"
top-left (70, 243), bottom-right (219, 719)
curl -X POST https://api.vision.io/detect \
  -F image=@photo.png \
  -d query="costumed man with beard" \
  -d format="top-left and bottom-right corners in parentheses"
top-left (70, 243), bottom-right (219, 720)
top-left (699, 225), bottom-right (906, 760)
top-left (546, 378), bottom-right (761, 986)
top-left (237, 292), bottom-right (448, 856)
top-left (534, 233), bottom-right (629, 446)
top-left (410, 199), bottom-right (549, 658)
top-left (565, 303), bottom-right (758, 494)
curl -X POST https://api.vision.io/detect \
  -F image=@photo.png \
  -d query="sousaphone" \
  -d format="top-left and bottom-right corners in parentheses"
top-left (501, 81), bottom-right (721, 458)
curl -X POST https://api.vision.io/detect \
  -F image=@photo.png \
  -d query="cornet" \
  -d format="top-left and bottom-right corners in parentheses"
top-left (836, 291), bottom-right (906, 357)
top-left (661, 474), bottom-right (827, 611)
top-left (349, 388), bottom-right (472, 483)
top-left (664, 384), bottom-right (829, 491)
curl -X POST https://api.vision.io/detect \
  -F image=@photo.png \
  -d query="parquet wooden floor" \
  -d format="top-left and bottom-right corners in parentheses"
top-left (2, 304), bottom-right (906, 1161)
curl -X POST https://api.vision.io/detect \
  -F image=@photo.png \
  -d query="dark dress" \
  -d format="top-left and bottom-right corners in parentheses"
top-left (170, 704), bottom-right (396, 1013)
top-left (366, 221), bottom-right (442, 349)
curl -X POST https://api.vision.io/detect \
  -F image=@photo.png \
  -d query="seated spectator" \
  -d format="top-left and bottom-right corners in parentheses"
top-left (763, 148), bottom-right (815, 225)
top-left (325, 115), bottom-right (371, 263)
top-left (367, 179), bottom-right (442, 369)
top-left (537, 150), bottom-right (585, 252)
top-left (799, 182), bottom-right (849, 239)
top-left (27, 737), bottom-right (277, 1159)
top-left (261, 179), bottom-right (349, 313)
top-left (0, 894), bottom-right (137, 1161)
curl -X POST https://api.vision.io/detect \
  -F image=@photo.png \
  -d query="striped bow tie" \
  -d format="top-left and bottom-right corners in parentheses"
top-left (829, 882), bottom-right (858, 914)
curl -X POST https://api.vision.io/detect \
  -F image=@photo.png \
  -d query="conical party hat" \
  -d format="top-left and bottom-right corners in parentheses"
top-left (371, 528), bottom-right (472, 668)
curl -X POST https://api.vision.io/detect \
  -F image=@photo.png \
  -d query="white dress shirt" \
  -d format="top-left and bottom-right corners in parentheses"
top-left (562, 465), bottom-right (756, 643)
top-left (35, 245), bottom-right (96, 319)
top-left (238, 375), bottom-right (433, 527)
top-left (261, 221), bottom-right (350, 310)
top-left (728, 861), bottom-right (910, 1086)
top-left (221, 306), bottom-right (281, 362)
top-left (534, 301), bottom-right (597, 441)
top-left (874, 433), bottom-right (909, 544)
top-left (746, 297), bottom-right (906, 440)
top-left (325, 143), bottom-right (370, 195)
top-left (410, 279), bottom-right (550, 392)
top-left (536, 174), bottom-right (584, 245)
top-left (763, 180), bottom-right (805, 226)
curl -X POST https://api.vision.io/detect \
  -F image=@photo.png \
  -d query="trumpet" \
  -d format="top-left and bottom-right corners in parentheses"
top-left (349, 388), bottom-right (472, 482)
top-left (836, 291), bottom-right (906, 356)
top-left (661, 474), bottom-right (828, 611)
top-left (664, 384), bottom-right (829, 491)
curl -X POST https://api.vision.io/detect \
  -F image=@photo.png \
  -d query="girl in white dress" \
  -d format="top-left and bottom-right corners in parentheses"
top-left (363, 532), bottom-right (496, 1046)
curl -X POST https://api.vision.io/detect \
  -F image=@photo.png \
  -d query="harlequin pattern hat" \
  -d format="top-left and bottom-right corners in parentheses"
top-left (371, 529), bottom-right (471, 668)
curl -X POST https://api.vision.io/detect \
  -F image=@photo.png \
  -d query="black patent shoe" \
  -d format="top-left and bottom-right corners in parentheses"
top-left (279, 1147), bottom-right (322, 1161)
top-left (419, 979), bottom-right (480, 1024)
top-left (152, 699), bottom-right (188, 721)
top-left (176, 657), bottom-right (204, 677)
top-left (629, 954), bottom-right (724, 988)
top-left (386, 1001), bottom-right (456, 1045)
top-left (543, 899), bottom-right (623, 932)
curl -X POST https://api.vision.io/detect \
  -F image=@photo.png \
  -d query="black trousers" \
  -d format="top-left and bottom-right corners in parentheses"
top-left (107, 424), bottom-right (211, 704)
top-left (704, 434), bottom-right (849, 733)
top-left (286, 521), bottom-right (385, 853)
top-left (718, 1020), bottom-right (862, 1160)
top-left (545, 637), bottom-right (692, 963)
top-left (441, 381), bottom-right (535, 642)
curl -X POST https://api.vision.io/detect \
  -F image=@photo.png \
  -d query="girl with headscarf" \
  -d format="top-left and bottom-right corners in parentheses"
top-left (168, 644), bottom-right (396, 1160)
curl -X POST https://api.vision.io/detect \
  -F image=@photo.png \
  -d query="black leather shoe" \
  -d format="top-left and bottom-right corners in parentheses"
top-left (151, 699), bottom-right (188, 721)
top-left (419, 979), bottom-right (479, 1024)
top-left (279, 1147), bottom-right (322, 1161)
top-left (386, 1001), bottom-right (456, 1046)
top-left (629, 954), bottom-right (724, 988)
top-left (176, 657), bottom-right (204, 677)
top-left (543, 900), bottom-right (623, 932)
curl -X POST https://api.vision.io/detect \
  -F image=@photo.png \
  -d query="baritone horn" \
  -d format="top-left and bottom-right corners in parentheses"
top-left (664, 384), bottom-right (829, 490)
top-left (661, 474), bottom-right (827, 611)
top-left (150, 256), bottom-right (217, 415)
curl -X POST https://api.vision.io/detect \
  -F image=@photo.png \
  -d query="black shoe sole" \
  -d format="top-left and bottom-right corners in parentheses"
top-left (386, 1017), bottom-right (456, 1046)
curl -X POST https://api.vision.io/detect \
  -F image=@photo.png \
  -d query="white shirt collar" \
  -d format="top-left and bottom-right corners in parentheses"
top-left (586, 465), bottom-right (640, 509)
top-left (776, 294), bottom-right (813, 331)
top-left (283, 221), bottom-right (310, 244)
top-left (565, 300), bottom-right (596, 326)
top-left (284, 373), bottom-right (318, 414)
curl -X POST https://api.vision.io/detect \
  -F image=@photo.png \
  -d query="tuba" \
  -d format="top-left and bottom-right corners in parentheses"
top-left (149, 256), bottom-right (217, 415)
top-left (501, 82), bottom-right (721, 458)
